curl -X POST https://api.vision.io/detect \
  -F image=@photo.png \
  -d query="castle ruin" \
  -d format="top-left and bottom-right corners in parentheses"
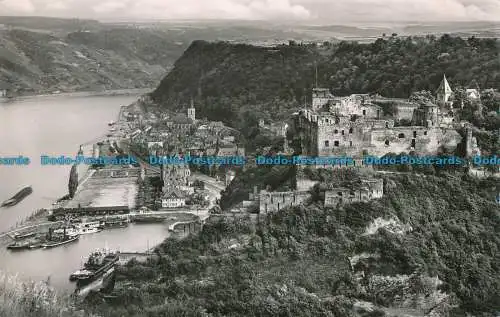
top-left (293, 76), bottom-right (470, 159)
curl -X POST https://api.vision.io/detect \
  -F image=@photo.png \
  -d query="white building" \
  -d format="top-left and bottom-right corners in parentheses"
top-left (466, 89), bottom-right (480, 100)
top-left (161, 189), bottom-right (186, 208)
top-left (147, 141), bottom-right (164, 155)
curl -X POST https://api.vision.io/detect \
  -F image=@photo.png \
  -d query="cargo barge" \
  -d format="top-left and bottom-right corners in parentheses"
top-left (1, 186), bottom-right (33, 207)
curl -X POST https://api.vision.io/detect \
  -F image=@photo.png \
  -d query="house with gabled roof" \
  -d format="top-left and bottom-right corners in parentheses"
top-left (161, 188), bottom-right (187, 208)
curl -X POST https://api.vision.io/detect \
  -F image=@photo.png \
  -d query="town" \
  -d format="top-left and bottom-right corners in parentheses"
top-left (3, 70), bottom-right (498, 270)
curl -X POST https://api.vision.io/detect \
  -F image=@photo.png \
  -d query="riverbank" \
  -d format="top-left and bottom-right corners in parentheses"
top-left (1, 88), bottom-right (153, 101)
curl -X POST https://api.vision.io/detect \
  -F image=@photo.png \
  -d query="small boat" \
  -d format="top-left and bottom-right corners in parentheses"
top-left (69, 269), bottom-right (93, 281)
top-left (1, 186), bottom-right (33, 207)
top-left (103, 219), bottom-right (129, 229)
top-left (108, 121), bottom-right (115, 126)
top-left (7, 241), bottom-right (31, 250)
top-left (12, 231), bottom-right (37, 240)
top-left (133, 216), bottom-right (165, 223)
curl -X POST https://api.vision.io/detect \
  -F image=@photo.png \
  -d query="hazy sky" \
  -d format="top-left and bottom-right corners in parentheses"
top-left (1, 0), bottom-right (500, 22)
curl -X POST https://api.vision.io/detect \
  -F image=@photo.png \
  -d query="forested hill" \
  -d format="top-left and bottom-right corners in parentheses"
top-left (151, 40), bottom-right (321, 122)
top-left (151, 36), bottom-right (500, 124)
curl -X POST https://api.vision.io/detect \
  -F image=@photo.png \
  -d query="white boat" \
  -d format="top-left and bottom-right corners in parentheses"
top-left (77, 227), bottom-right (102, 235)
top-left (78, 220), bottom-right (104, 229)
top-left (54, 221), bottom-right (103, 236)
top-left (69, 269), bottom-right (93, 281)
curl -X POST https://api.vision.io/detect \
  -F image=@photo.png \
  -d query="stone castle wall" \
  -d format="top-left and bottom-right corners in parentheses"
top-left (295, 92), bottom-right (463, 158)
top-left (259, 190), bottom-right (310, 214)
top-left (324, 178), bottom-right (383, 208)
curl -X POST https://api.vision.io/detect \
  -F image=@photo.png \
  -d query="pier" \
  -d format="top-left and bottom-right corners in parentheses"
top-left (50, 206), bottom-right (130, 220)
top-left (0, 221), bottom-right (64, 240)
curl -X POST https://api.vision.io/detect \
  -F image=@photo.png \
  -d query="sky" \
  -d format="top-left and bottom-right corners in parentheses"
top-left (1, 0), bottom-right (500, 22)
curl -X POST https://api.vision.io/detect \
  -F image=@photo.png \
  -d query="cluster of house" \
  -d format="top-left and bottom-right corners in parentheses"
top-left (127, 101), bottom-right (244, 160)
top-left (125, 100), bottom-right (245, 209)
top-left (158, 163), bottom-right (194, 208)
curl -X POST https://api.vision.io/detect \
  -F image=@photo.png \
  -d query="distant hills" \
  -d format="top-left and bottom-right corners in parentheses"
top-left (0, 27), bottom-right (186, 95)
top-left (0, 16), bottom-right (102, 32)
top-left (0, 17), bottom-right (313, 96)
top-left (1, 16), bottom-right (500, 96)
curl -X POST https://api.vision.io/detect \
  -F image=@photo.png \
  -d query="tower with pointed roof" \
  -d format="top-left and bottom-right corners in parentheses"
top-left (436, 74), bottom-right (453, 106)
top-left (187, 99), bottom-right (196, 122)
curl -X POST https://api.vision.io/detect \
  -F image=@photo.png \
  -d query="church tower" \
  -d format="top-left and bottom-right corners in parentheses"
top-left (436, 74), bottom-right (453, 106)
top-left (187, 99), bottom-right (196, 122)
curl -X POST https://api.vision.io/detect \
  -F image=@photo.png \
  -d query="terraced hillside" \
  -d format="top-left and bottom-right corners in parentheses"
top-left (0, 28), bottom-right (187, 95)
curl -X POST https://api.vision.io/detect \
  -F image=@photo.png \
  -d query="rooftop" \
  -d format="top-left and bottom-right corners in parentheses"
top-left (171, 114), bottom-right (193, 124)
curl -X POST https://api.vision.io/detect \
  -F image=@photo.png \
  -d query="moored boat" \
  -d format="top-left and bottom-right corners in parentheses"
top-left (54, 220), bottom-right (104, 235)
top-left (69, 269), bottom-right (93, 281)
top-left (12, 231), bottom-right (37, 240)
top-left (7, 237), bottom-right (42, 251)
top-left (1, 186), bottom-right (33, 207)
top-left (41, 234), bottom-right (79, 248)
top-left (41, 228), bottom-right (79, 249)
top-left (133, 215), bottom-right (165, 223)
top-left (70, 250), bottom-right (119, 287)
top-left (7, 241), bottom-right (31, 250)
top-left (103, 219), bottom-right (129, 229)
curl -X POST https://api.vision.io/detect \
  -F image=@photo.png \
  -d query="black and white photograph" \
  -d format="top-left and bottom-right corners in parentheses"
top-left (0, 1), bottom-right (499, 316)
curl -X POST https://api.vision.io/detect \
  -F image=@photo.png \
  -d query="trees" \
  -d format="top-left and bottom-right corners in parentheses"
top-left (68, 164), bottom-right (78, 198)
top-left (409, 90), bottom-right (435, 105)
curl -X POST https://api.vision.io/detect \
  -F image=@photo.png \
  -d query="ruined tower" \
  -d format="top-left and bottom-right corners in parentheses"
top-left (312, 88), bottom-right (333, 112)
top-left (423, 102), bottom-right (439, 128)
top-left (465, 125), bottom-right (480, 158)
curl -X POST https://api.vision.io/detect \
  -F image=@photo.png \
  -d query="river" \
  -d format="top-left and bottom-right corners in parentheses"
top-left (0, 94), bottom-right (170, 292)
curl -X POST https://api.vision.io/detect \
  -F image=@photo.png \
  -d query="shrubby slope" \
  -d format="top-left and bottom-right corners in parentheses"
top-left (84, 172), bottom-right (499, 317)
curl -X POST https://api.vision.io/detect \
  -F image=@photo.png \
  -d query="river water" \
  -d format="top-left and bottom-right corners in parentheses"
top-left (0, 95), bottom-right (170, 292)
